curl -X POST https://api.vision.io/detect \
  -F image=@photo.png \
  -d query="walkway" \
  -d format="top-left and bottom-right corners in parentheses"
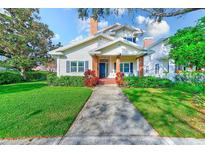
top-left (59, 84), bottom-right (159, 144)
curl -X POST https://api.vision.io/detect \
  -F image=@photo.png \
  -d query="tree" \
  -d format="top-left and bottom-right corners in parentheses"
top-left (0, 9), bottom-right (59, 79)
top-left (168, 16), bottom-right (205, 69)
top-left (78, 8), bottom-right (203, 22)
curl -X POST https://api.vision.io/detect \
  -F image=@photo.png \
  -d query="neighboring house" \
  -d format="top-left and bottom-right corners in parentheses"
top-left (48, 18), bottom-right (188, 80)
top-left (0, 55), bottom-right (7, 71)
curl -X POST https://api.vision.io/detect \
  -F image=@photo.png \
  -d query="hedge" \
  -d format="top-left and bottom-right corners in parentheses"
top-left (47, 74), bottom-right (84, 87)
top-left (0, 71), bottom-right (23, 85)
top-left (26, 71), bottom-right (50, 81)
top-left (0, 70), bottom-right (51, 85)
top-left (124, 76), bottom-right (173, 88)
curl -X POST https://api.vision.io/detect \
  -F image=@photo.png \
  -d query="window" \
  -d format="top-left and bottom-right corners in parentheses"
top-left (146, 66), bottom-right (149, 73)
top-left (119, 62), bottom-right (133, 73)
top-left (78, 61), bottom-right (85, 72)
top-left (71, 61), bottom-right (77, 72)
top-left (114, 62), bottom-right (133, 73)
top-left (124, 63), bottom-right (130, 73)
top-left (155, 64), bottom-right (160, 74)
top-left (167, 62), bottom-right (169, 73)
top-left (68, 61), bottom-right (89, 73)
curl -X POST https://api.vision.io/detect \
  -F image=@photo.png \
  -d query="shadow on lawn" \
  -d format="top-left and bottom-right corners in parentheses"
top-left (123, 88), bottom-right (205, 137)
top-left (0, 82), bottom-right (46, 95)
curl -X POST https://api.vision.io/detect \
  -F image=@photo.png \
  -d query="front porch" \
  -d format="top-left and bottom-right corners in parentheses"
top-left (90, 38), bottom-right (145, 79)
top-left (92, 55), bottom-right (144, 79)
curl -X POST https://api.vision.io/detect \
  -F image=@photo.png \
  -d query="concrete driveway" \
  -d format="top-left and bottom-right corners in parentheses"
top-left (59, 84), bottom-right (159, 144)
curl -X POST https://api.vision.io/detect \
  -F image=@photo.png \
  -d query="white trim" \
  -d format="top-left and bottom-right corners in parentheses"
top-left (92, 38), bottom-right (144, 52)
top-left (49, 34), bottom-right (114, 55)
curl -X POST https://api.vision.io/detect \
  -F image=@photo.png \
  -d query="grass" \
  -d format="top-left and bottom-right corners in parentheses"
top-left (0, 82), bottom-right (92, 139)
top-left (123, 87), bottom-right (205, 138)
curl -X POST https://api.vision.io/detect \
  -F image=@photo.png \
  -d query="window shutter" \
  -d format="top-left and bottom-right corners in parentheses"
top-left (85, 61), bottom-right (89, 71)
top-left (130, 62), bottom-right (133, 73)
top-left (114, 62), bottom-right (116, 72)
top-left (66, 61), bottom-right (70, 73)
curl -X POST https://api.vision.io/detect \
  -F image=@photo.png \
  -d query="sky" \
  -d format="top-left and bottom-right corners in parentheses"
top-left (39, 8), bottom-right (205, 45)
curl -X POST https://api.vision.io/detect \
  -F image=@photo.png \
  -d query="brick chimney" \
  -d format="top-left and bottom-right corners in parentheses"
top-left (143, 37), bottom-right (154, 48)
top-left (90, 17), bottom-right (98, 35)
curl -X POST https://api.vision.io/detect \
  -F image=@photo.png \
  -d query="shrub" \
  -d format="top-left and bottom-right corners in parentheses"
top-left (115, 72), bottom-right (124, 86)
top-left (84, 70), bottom-right (99, 87)
top-left (47, 74), bottom-right (84, 87)
top-left (173, 82), bottom-right (205, 94)
top-left (175, 71), bottom-right (205, 95)
top-left (26, 71), bottom-right (51, 81)
top-left (175, 71), bottom-right (205, 83)
top-left (124, 76), bottom-right (173, 88)
top-left (0, 71), bottom-right (23, 85)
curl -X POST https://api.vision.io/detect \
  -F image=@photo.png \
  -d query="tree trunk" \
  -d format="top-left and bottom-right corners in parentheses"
top-left (20, 68), bottom-right (27, 80)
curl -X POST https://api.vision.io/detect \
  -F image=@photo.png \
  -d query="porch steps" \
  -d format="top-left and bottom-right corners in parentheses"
top-left (98, 78), bottom-right (116, 85)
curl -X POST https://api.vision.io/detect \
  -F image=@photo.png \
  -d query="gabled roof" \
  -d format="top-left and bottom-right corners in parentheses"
top-left (49, 34), bottom-right (114, 55)
top-left (95, 38), bottom-right (144, 51)
top-left (147, 37), bottom-right (168, 49)
top-left (110, 25), bottom-right (144, 34)
top-left (96, 23), bottom-right (121, 34)
top-left (89, 38), bottom-right (146, 56)
top-left (145, 37), bottom-right (169, 55)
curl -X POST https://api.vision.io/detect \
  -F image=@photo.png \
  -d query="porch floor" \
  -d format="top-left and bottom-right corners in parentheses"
top-left (98, 78), bottom-right (116, 85)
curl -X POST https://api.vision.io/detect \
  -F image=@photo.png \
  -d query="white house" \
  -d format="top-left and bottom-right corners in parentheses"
top-left (49, 18), bottom-right (177, 80)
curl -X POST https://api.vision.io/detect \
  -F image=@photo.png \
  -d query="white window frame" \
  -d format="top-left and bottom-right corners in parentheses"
top-left (71, 61), bottom-right (78, 72)
top-left (70, 61), bottom-right (86, 73)
top-left (78, 61), bottom-right (85, 72)
top-left (120, 62), bottom-right (131, 73)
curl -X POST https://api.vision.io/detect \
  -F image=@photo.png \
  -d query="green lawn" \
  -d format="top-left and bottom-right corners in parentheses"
top-left (0, 82), bottom-right (92, 139)
top-left (123, 88), bottom-right (205, 138)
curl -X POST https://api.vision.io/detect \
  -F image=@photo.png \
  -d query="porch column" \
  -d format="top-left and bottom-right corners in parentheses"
top-left (92, 55), bottom-right (99, 77)
top-left (116, 56), bottom-right (121, 73)
top-left (138, 56), bottom-right (144, 77)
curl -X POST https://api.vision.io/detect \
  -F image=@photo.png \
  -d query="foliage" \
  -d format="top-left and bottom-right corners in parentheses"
top-left (0, 70), bottom-right (51, 85)
top-left (26, 71), bottom-right (52, 81)
top-left (175, 71), bottom-right (205, 83)
top-left (168, 16), bottom-right (205, 68)
top-left (0, 71), bottom-right (23, 84)
top-left (84, 69), bottom-right (99, 87)
top-left (124, 76), bottom-right (173, 88)
top-left (0, 9), bottom-right (61, 79)
top-left (123, 88), bottom-right (205, 138)
top-left (175, 71), bottom-right (205, 95)
top-left (0, 82), bottom-right (92, 138)
top-left (173, 82), bottom-right (204, 95)
top-left (47, 74), bottom-right (84, 87)
top-left (115, 72), bottom-right (124, 86)
top-left (78, 8), bottom-right (201, 22)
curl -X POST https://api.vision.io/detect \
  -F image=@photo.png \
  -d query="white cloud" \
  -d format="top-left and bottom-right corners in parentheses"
top-left (136, 15), bottom-right (170, 37)
top-left (136, 15), bottom-right (145, 24)
top-left (98, 20), bottom-right (108, 29)
top-left (77, 19), bottom-right (108, 34)
top-left (52, 33), bottom-right (60, 41)
top-left (70, 35), bottom-right (84, 44)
